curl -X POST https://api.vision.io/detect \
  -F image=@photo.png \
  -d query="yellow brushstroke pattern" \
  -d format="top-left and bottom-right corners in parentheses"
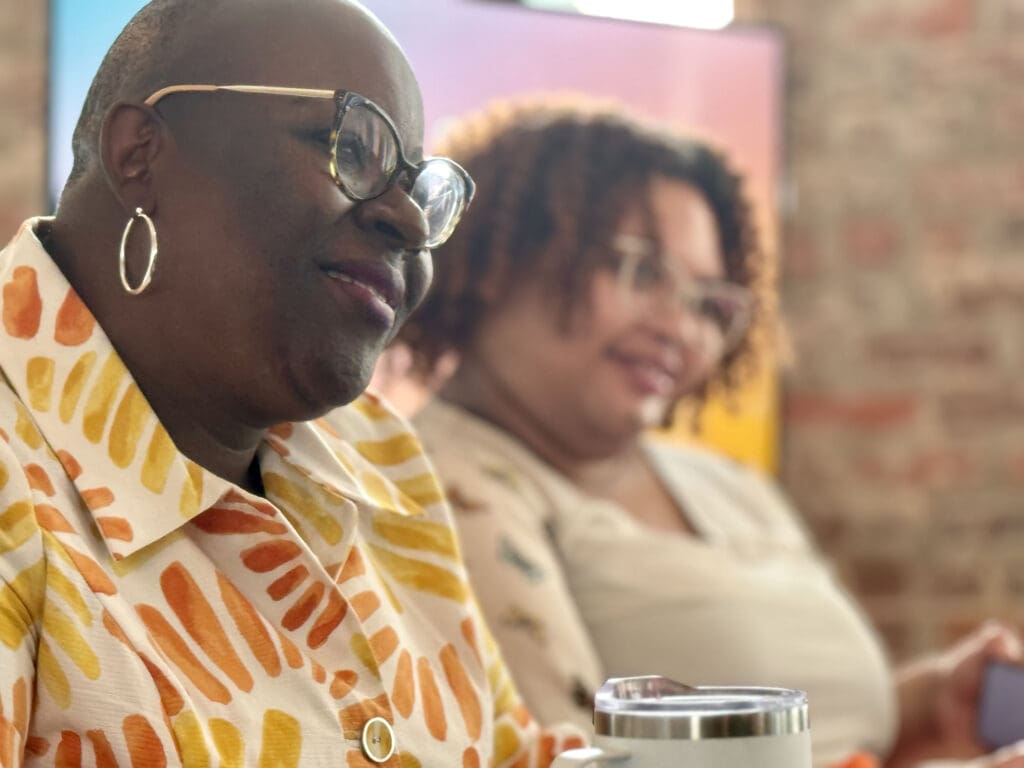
top-left (372, 514), bottom-right (458, 560)
top-left (264, 472), bottom-right (343, 545)
top-left (0, 559), bottom-right (45, 649)
top-left (82, 353), bottom-right (127, 444)
top-left (210, 717), bottom-right (244, 768)
top-left (26, 356), bottom-right (54, 412)
top-left (59, 351), bottom-right (97, 424)
top-left (368, 545), bottom-right (467, 602)
top-left (47, 563), bottom-right (92, 626)
top-left (43, 601), bottom-right (100, 680)
top-left (173, 710), bottom-right (211, 768)
top-left (492, 722), bottom-right (522, 766)
top-left (350, 633), bottom-right (381, 680)
top-left (142, 424), bottom-right (176, 494)
top-left (354, 433), bottom-right (422, 467)
top-left (333, 449), bottom-right (356, 475)
top-left (15, 401), bottom-right (43, 449)
top-left (180, 460), bottom-right (204, 518)
top-left (393, 473), bottom-right (444, 509)
top-left (0, 500), bottom-right (35, 553)
top-left (258, 709), bottom-right (301, 768)
top-left (37, 637), bottom-right (71, 709)
top-left (108, 383), bottom-right (150, 468)
top-left (377, 570), bottom-right (404, 614)
top-left (110, 530), bottom-right (185, 577)
top-left (352, 397), bottom-right (393, 421)
top-left (488, 660), bottom-right (517, 719)
top-left (359, 471), bottom-right (400, 515)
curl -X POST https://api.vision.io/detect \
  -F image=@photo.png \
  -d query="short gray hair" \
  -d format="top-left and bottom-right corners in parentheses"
top-left (67, 0), bottom-right (214, 185)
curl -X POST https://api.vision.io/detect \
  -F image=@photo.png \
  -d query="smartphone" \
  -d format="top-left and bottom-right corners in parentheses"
top-left (978, 660), bottom-right (1024, 750)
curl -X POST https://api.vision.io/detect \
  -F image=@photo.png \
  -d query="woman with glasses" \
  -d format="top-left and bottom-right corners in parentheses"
top-left (396, 99), bottom-right (1023, 768)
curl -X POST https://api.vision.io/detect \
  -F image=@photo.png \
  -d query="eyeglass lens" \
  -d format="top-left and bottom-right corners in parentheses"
top-left (334, 105), bottom-right (398, 199)
top-left (411, 160), bottom-right (467, 249)
top-left (618, 252), bottom-right (751, 349)
top-left (334, 103), bottom-right (468, 248)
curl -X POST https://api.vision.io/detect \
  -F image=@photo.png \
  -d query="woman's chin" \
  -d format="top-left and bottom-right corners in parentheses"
top-left (636, 396), bottom-right (674, 430)
top-left (594, 399), bottom-right (669, 442)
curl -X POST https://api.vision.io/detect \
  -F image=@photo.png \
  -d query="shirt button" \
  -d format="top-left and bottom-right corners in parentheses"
top-left (361, 717), bottom-right (396, 764)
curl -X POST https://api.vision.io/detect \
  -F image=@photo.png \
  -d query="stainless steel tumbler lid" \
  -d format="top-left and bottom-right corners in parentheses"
top-left (593, 676), bottom-right (810, 740)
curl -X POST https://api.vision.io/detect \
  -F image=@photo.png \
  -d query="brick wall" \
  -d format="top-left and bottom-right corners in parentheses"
top-left (737, 0), bottom-right (1024, 661)
top-left (0, 0), bottom-right (46, 233)
top-left (2, 0), bottom-right (1019, 663)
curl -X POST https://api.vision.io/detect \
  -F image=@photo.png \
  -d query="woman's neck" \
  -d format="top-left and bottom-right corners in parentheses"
top-left (439, 357), bottom-right (641, 483)
top-left (440, 358), bottom-right (692, 534)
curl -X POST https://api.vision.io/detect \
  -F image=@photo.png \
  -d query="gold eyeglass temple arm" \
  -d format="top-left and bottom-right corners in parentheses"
top-left (144, 84), bottom-right (336, 106)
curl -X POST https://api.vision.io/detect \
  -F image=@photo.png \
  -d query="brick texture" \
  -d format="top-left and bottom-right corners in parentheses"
top-left (738, 0), bottom-right (1024, 661)
top-left (0, 0), bottom-right (46, 234)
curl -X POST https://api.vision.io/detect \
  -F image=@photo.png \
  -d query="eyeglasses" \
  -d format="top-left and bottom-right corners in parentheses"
top-left (144, 84), bottom-right (476, 249)
top-left (610, 234), bottom-right (754, 354)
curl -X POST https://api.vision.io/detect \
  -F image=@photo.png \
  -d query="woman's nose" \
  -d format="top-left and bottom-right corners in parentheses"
top-left (353, 184), bottom-right (430, 251)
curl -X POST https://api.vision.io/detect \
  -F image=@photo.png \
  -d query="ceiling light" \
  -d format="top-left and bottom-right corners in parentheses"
top-left (522, 0), bottom-right (735, 29)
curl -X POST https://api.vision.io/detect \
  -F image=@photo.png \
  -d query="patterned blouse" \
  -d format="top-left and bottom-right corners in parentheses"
top-left (0, 219), bottom-right (585, 767)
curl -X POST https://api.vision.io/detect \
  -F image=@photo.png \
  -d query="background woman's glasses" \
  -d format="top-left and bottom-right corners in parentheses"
top-left (610, 234), bottom-right (754, 355)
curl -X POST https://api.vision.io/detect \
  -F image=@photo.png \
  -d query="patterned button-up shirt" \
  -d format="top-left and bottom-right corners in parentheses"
top-left (0, 219), bottom-right (585, 767)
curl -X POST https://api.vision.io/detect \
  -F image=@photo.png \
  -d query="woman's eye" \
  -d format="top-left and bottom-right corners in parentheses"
top-left (699, 296), bottom-right (728, 327)
top-left (633, 258), bottom-right (663, 288)
top-left (336, 137), bottom-right (368, 169)
top-left (310, 129), bottom-right (332, 147)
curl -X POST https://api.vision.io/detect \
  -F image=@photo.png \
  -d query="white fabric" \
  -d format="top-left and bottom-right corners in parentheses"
top-left (415, 398), bottom-right (898, 767)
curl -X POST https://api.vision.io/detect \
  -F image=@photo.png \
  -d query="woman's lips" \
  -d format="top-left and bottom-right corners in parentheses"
top-left (609, 352), bottom-right (680, 397)
top-left (320, 259), bottom-right (405, 327)
top-left (323, 268), bottom-right (397, 326)
top-left (619, 358), bottom-right (677, 396)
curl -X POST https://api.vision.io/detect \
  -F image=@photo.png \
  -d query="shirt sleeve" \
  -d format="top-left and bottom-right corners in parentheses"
top-left (0, 436), bottom-right (46, 768)
top-left (437, 448), bottom-right (605, 735)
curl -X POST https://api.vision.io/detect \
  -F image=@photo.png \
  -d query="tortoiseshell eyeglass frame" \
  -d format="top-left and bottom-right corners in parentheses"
top-left (143, 84), bottom-right (476, 247)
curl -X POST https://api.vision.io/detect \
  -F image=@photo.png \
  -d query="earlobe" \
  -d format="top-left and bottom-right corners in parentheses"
top-left (99, 102), bottom-right (164, 213)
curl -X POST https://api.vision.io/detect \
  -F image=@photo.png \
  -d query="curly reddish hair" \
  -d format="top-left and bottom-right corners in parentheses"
top-left (399, 96), bottom-right (772, 402)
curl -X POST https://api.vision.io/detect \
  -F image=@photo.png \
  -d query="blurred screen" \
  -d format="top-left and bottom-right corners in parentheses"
top-left (48, 0), bottom-right (783, 470)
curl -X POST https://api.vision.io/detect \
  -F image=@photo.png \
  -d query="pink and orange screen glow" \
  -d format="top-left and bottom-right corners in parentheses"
top-left (49, 0), bottom-right (783, 469)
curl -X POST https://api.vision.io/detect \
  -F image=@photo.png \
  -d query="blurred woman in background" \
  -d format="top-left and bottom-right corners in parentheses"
top-left (397, 98), bottom-right (1023, 768)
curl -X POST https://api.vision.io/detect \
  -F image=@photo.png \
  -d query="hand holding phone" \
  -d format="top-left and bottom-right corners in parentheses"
top-left (978, 659), bottom-right (1024, 750)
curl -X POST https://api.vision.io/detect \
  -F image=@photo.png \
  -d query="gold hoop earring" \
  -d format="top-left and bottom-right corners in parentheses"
top-left (119, 207), bottom-right (158, 295)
